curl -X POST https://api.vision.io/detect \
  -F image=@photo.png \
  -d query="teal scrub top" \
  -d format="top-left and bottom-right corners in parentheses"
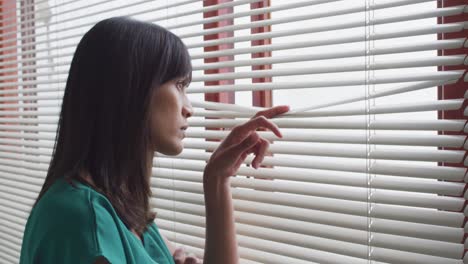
top-left (20, 177), bottom-right (175, 264)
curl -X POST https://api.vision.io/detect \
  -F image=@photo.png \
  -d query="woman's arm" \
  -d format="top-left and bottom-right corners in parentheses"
top-left (203, 176), bottom-right (238, 264)
top-left (201, 105), bottom-right (289, 264)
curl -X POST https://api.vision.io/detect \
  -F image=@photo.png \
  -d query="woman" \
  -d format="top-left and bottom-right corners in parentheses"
top-left (19, 17), bottom-right (289, 264)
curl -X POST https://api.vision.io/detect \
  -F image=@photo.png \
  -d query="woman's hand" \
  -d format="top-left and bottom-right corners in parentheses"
top-left (173, 248), bottom-right (202, 264)
top-left (204, 105), bottom-right (289, 181)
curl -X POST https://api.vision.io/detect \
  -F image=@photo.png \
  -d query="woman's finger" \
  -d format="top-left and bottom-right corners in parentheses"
top-left (251, 137), bottom-right (269, 169)
top-left (253, 105), bottom-right (290, 119)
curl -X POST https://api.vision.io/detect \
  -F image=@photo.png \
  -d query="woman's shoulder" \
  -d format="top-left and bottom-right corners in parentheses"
top-left (21, 178), bottom-right (128, 263)
top-left (21, 178), bottom-right (107, 263)
top-left (31, 177), bottom-right (111, 226)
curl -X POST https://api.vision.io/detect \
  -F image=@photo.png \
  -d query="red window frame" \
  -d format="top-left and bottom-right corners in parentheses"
top-left (437, 0), bottom-right (468, 255)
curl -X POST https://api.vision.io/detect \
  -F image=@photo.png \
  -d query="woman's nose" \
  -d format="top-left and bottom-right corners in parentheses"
top-left (182, 100), bottom-right (193, 118)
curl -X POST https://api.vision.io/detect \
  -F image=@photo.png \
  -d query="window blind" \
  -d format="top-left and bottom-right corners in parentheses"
top-left (0, 0), bottom-right (467, 263)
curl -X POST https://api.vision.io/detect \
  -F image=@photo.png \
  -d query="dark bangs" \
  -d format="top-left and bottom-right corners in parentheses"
top-left (153, 28), bottom-right (192, 88)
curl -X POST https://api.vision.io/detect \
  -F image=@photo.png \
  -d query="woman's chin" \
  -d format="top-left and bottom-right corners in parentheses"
top-left (165, 141), bottom-right (184, 156)
top-left (154, 138), bottom-right (184, 156)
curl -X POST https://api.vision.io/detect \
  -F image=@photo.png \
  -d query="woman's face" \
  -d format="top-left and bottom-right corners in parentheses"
top-left (149, 78), bottom-right (193, 156)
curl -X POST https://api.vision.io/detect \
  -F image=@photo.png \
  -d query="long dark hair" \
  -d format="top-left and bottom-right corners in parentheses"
top-left (34, 17), bottom-right (192, 235)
